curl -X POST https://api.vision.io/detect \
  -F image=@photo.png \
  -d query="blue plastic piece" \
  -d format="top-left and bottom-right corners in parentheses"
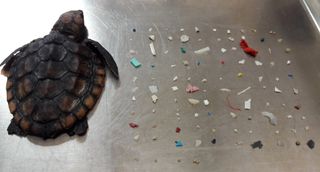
top-left (130, 57), bottom-right (141, 68)
top-left (175, 140), bottom-right (183, 147)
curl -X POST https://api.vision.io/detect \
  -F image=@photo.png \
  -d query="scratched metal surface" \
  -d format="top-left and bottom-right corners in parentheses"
top-left (1, 0), bottom-right (320, 172)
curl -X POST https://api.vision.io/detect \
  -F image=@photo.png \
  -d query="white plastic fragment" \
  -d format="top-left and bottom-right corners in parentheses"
top-left (180, 28), bottom-right (184, 32)
top-left (237, 86), bottom-right (251, 95)
top-left (274, 87), bottom-right (282, 93)
top-left (173, 76), bottom-right (178, 81)
top-left (196, 125), bottom-right (200, 129)
top-left (275, 130), bottom-right (280, 134)
top-left (164, 50), bottom-right (168, 54)
top-left (255, 60), bottom-right (263, 66)
top-left (270, 61), bottom-right (275, 67)
top-left (134, 135), bottom-right (140, 141)
top-left (227, 29), bottom-right (231, 34)
top-left (201, 78), bottom-right (207, 83)
top-left (287, 60), bottom-right (291, 65)
top-left (203, 100), bottom-right (210, 106)
top-left (129, 49), bottom-right (137, 55)
top-left (195, 140), bottom-right (202, 147)
top-left (249, 130), bottom-right (253, 134)
top-left (149, 85), bottom-right (158, 93)
top-left (212, 28), bottom-right (217, 32)
top-left (187, 77), bottom-right (191, 81)
top-left (244, 99), bottom-right (251, 110)
top-left (268, 48), bottom-right (272, 54)
top-left (133, 76), bottom-right (138, 82)
top-left (183, 60), bottom-right (189, 66)
top-left (132, 96), bottom-right (136, 101)
top-left (220, 88), bottom-right (231, 92)
top-left (194, 47), bottom-right (210, 54)
top-left (180, 35), bottom-right (189, 43)
top-left (287, 115), bottom-right (293, 119)
top-left (221, 48), bottom-right (227, 53)
top-left (152, 109), bottom-right (156, 113)
top-left (266, 102), bottom-right (270, 106)
top-left (305, 126), bottom-right (310, 131)
top-left (228, 37), bottom-right (235, 41)
top-left (211, 128), bottom-right (216, 133)
top-left (188, 98), bottom-right (200, 105)
top-left (148, 27), bottom-right (153, 32)
top-left (278, 38), bottom-right (283, 43)
top-left (195, 27), bottom-right (200, 33)
top-left (149, 42), bottom-right (156, 56)
top-left (231, 47), bottom-right (237, 50)
top-left (168, 36), bottom-right (173, 41)
top-left (151, 95), bottom-right (158, 103)
top-left (194, 113), bottom-right (199, 118)
top-left (238, 59), bottom-right (245, 64)
top-left (258, 76), bottom-right (263, 82)
top-left (149, 35), bottom-right (155, 41)
top-left (171, 86), bottom-right (179, 91)
top-left (230, 112), bottom-right (237, 118)
top-left (233, 129), bottom-right (239, 133)
top-left (262, 111), bottom-right (277, 126)
top-left (301, 116), bottom-right (306, 120)
top-left (171, 64), bottom-right (176, 68)
top-left (293, 88), bottom-right (299, 95)
top-left (275, 77), bottom-right (280, 81)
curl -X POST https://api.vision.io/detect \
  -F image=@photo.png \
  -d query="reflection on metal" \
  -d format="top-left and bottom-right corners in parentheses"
top-left (301, 0), bottom-right (320, 33)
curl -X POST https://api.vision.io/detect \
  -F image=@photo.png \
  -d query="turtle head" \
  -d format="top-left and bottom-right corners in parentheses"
top-left (52, 10), bottom-right (88, 42)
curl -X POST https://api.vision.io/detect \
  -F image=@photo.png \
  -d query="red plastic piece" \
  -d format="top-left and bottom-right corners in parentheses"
top-left (129, 122), bottom-right (139, 128)
top-left (240, 39), bottom-right (258, 57)
top-left (176, 127), bottom-right (181, 133)
top-left (186, 84), bottom-right (200, 93)
top-left (220, 60), bottom-right (225, 64)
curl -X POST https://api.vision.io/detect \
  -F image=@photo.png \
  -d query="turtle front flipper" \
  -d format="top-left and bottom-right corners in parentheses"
top-left (85, 39), bottom-right (119, 79)
top-left (67, 118), bottom-right (88, 136)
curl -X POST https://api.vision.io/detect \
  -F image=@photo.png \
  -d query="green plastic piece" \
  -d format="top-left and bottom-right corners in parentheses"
top-left (130, 57), bottom-right (141, 68)
top-left (180, 47), bottom-right (186, 54)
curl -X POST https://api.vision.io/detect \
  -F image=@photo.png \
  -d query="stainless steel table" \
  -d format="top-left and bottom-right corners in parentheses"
top-left (1, 0), bottom-right (320, 171)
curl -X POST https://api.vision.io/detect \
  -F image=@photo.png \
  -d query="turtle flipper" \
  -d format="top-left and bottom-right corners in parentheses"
top-left (1, 44), bottom-right (28, 76)
top-left (68, 118), bottom-right (88, 136)
top-left (85, 39), bottom-right (119, 79)
top-left (7, 119), bottom-right (24, 136)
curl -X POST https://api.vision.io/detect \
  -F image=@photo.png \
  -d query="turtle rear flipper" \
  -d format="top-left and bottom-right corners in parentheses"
top-left (67, 118), bottom-right (88, 136)
top-left (7, 120), bottom-right (25, 136)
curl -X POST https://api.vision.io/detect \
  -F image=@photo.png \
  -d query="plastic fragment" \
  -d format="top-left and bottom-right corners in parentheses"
top-left (301, 116), bottom-right (306, 120)
top-left (130, 58), bottom-right (142, 68)
top-left (275, 77), bottom-right (279, 81)
top-left (220, 60), bottom-right (225, 64)
top-left (183, 60), bottom-right (189, 66)
top-left (149, 85), bottom-right (158, 94)
top-left (220, 88), bottom-right (231, 92)
top-left (134, 135), bottom-right (140, 141)
top-left (133, 76), bottom-right (138, 82)
top-left (188, 98), bottom-right (200, 105)
top-left (129, 123), bottom-right (139, 128)
top-left (249, 130), bottom-right (253, 134)
top-left (132, 96), bottom-right (136, 101)
top-left (237, 72), bottom-right (244, 77)
top-left (168, 36), bottom-right (173, 41)
top-left (173, 76), bottom-right (178, 81)
top-left (202, 78), bottom-right (207, 83)
top-left (221, 48), bottom-right (227, 53)
top-left (187, 77), bottom-right (191, 81)
top-left (176, 127), bottom-right (181, 133)
top-left (172, 86), bottom-right (179, 91)
top-left (262, 111), bottom-right (277, 126)
top-left (251, 140), bottom-right (263, 149)
top-left (296, 141), bottom-right (301, 146)
top-left (268, 48), bottom-right (272, 54)
top-left (149, 42), bottom-right (156, 56)
top-left (248, 116), bottom-right (252, 120)
top-left (307, 140), bottom-right (315, 149)
top-left (129, 49), bottom-right (137, 55)
top-left (195, 27), bottom-right (200, 33)
top-left (194, 46), bottom-right (210, 54)
top-left (230, 112), bottom-right (237, 118)
top-left (244, 99), bottom-right (251, 110)
top-left (305, 126), bottom-right (310, 131)
top-left (180, 35), bottom-right (189, 43)
top-left (258, 76), bottom-right (263, 82)
top-left (274, 87), bottom-right (282, 93)
top-left (278, 38), bottom-right (283, 43)
top-left (148, 35), bottom-right (155, 41)
top-left (152, 109), bottom-right (156, 113)
top-left (240, 39), bottom-right (258, 57)
top-left (228, 37), bottom-right (235, 41)
top-left (255, 60), bottom-right (263, 66)
top-left (171, 64), bottom-right (176, 68)
top-left (195, 140), bottom-right (202, 147)
top-left (226, 95), bottom-right (241, 111)
top-left (287, 60), bottom-right (291, 65)
top-left (175, 140), bottom-right (183, 147)
top-left (180, 28), bottom-right (184, 32)
top-left (275, 130), bottom-right (280, 134)
top-left (233, 129), bottom-right (239, 133)
top-left (238, 59), bottom-right (245, 64)
top-left (285, 48), bottom-right (291, 53)
top-left (186, 84), bottom-right (200, 93)
top-left (203, 100), bottom-right (210, 106)
top-left (232, 47), bottom-right (237, 50)
top-left (180, 47), bottom-right (186, 54)
top-left (151, 95), bottom-right (158, 103)
top-left (194, 113), bottom-right (199, 118)
top-left (193, 160), bottom-right (200, 165)
top-left (237, 86), bottom-right (251, 95)
top-left (287, 115), bottom-right (293, 119)
top-left (212, 28), bottom-right (217, 31)
top-left (164, 50), bottom-right (168, 54)
top-left (227, 29), bottom-right (231, 34)
top-left (212, 128), bottom-right (216, 133)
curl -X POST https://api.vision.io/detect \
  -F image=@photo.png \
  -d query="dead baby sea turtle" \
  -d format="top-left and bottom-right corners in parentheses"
top-left (0, 10), bottom-right (119, 139)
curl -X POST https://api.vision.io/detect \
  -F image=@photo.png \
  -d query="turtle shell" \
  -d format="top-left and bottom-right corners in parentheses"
top-left (5, 32), bottom-right (106, 139)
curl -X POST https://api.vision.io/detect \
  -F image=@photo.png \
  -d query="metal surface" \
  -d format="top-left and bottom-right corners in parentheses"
top-left (1, 0), bottom-right (320, 171)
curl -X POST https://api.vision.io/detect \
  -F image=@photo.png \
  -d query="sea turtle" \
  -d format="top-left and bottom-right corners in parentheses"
top-left (0, 10), bottom-right (119, 139)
